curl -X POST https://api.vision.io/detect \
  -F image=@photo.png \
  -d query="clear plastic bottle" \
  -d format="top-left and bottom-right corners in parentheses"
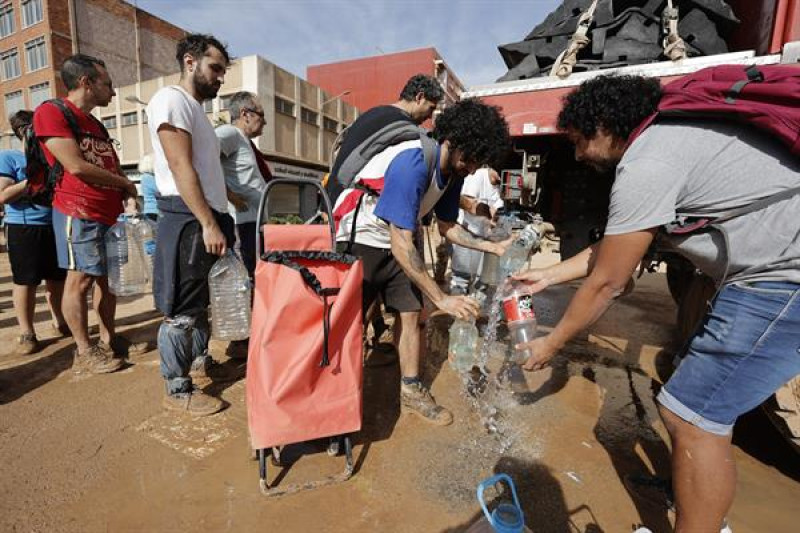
top-left (479, 223), bottom-right (512, 286)
top-left (448, 317), bottom-right (479, 373)
top-left (209, 251), bottom-right (252, 340)
top-left (498, 224), bottom-right (541, 281)
top-left (502, 283), bottom-right (537, 364)
top-left (137, 216), bottom-right (157, 281)
top-left (105, 218), bottom-right (149, 296)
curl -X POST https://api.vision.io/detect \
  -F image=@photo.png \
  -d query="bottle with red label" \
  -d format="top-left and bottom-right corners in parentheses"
top-left (502, 283), bottom-right (537, 364)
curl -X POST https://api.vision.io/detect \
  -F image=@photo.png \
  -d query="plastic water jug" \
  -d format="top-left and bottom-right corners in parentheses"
top-left (136, 216), bottom-right (157, 278)
top-left (480, 224), bottom-right (511, 286)
top-left (465, 474), bottom-right (532, 533)
top-left (209, 250), bottom-right (252, 340)
top-left (106, 218), bottom-right (149, 296)
top-left (502, 284), bottom-right (537, 364)
top-left (498, 224), bottom-right (541, 280)
top-left (448, 318), bottom-right (479, 373)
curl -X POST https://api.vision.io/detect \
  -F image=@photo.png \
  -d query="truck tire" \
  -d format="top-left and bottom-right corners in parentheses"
top-left (670, 267), bottom-right (800, 454)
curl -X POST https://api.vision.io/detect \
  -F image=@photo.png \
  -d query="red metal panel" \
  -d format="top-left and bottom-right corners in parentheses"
top-left (308, 48), bottom-right (438, 113)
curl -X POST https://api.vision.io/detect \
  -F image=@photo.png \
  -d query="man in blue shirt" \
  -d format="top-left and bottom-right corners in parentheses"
top-left (0, 110), bottom-right (68, 354)
top-left (333, 99), bottom-right (511, 425)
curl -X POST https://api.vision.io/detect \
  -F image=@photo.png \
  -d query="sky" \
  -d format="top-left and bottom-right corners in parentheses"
top-left (135, 0), bottom-right (563, 88)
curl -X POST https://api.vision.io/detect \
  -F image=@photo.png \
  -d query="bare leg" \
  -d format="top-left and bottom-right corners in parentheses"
top-left (62, 271), bottom-right (94, 353)
top-left (396, 311), bottom-right (422, 378)
top-left (660, 405), bottom-right (736, 533)
top-left (93, 276), bottom-right (116, 346)
top-left (45, 279), bottom-right (66, 328)
top-left (12, 283), bottom-right (37, 335)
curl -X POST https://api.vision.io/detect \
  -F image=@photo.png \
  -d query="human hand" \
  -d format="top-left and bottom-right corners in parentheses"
top-left (520, 335), bottom-right (560, 371)
top-left (202, 221), bottom-right (227, 256)
top-left (436, 295), bottom-right (480, 321)
top-left (489, 236), bottom-right (514, 256)
top-left (511, 267), bottom-right (552, 294)
top-left (122, 179), bottom-right (138, 198)
top-left (123, 196), bottom-right (139, 215)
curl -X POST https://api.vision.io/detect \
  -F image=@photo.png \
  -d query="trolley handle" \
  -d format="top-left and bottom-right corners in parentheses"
top-left (255, 177), bottom-right (336, 258)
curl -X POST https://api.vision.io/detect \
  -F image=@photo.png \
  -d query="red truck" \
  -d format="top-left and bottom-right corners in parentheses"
top-left (463, 0), bottom-right (800, 451)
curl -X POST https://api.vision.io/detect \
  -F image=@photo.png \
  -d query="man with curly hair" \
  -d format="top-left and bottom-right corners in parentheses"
top-left (515, 74), bottom-right (800, 532)
top-left (332, 98), bottom-right (511, 425)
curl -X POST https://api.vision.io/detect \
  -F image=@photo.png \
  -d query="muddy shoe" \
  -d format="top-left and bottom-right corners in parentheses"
top-left (162, 388), bottom-right (225, 417)
top-left (99, 335), bottom-right (149, 358)
top-left (15, 333), bottom-right (40, 355)
top-left (189, 356), bottom-right (240, 383)
top-left (400, 382), bottom-right (453, 426)
top-left (73, 344), bottom-right (125, 374)
top-left (226, 339), bottom-right (249, 360)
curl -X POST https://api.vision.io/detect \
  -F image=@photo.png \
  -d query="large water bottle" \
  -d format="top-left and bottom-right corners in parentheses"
top-left (136, 216), bottom-right (157, 279)
top-left (448, 317), bottom-right (479, 373)
top-left (105, 218), bottom-right (149, 296)
top-left (465, 474), bottom-right (532, 533)
top-left (480, 223), bottom-right (512, 286)
top-left (502, 283), bottom-right (537, 364)
top-left (209, 250), bottom-right (252, 340)
top-left (498, 224), bottom-right (541, 281)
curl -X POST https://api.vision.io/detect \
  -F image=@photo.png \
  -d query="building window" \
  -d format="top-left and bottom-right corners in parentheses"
top-left (25, 37), bottom-right (47, 72)
top-left (1, 48), bottom-right (20, 80)
top-left (323, 116), bottom-right (338, 133)
top-left (28, 81), bottom-right (49, 109)
top-left (141, 111), bottom-right (148, 124)
top-left (4, 90), bottom-right (24, 118)
top-left (121, 111), bottom-right (137, 126)
top-left (203, 99), bottom-right (213, 113)
top-left (219, 94), bottom-right (233, 110)
top-left (0, 4), bottom-right (14, 38)
top-left (21, 0), bottom-right (43, 27)
top-left (275, 97), bottom-right (294, 117)
top-left (102, 115), bottom-right (117, 129)
top-left (300, 108), bottom-right (318, 126)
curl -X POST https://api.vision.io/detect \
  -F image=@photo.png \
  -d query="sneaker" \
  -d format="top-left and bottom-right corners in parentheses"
top-left (225, 339), bottom-right (249, 360)
top-left (98, 335), bottom-right (149, 358)
top-left (15, 333), bottom-right (40, 355)
top-left (73, 344), bottom-right (125, 374)
top-left (400, 382), bottom-right (453, 426)
top-left (162, 387), bottom-right (225, 417)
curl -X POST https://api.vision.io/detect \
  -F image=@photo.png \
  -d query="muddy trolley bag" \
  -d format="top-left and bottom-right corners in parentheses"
top-left (247, 178), bottom-right (363, 494)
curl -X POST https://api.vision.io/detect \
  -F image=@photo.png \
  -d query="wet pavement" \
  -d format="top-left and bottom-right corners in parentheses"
top-left (0, 247), bottom-right (798, 532)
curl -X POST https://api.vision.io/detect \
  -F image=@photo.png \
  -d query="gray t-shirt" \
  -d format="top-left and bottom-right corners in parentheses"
top-left (216, 124), bottom-right (267, 224)
top-left (606, 120), bottom-right (800, 284)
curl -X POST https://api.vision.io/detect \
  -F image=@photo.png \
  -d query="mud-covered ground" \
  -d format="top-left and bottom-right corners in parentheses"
top-left (1, 247), bottom-right (798, 532)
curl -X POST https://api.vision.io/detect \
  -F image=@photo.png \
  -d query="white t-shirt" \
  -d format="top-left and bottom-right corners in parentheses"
top-left (452, 168), bottom-right (503, 275)
top-left (146, 85), bottom-right (228, 213)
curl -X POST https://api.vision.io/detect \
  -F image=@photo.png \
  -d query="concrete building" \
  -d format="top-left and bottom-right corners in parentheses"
top-left (0, 0), bottom-right (185, 150)
top-left (307, 47), bottom-right (464, 122)
top-left (94, 54), bottom-right (358, 215)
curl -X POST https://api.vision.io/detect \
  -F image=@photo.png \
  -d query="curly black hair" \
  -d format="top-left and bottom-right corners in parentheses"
top-left (399, 74), bottom-right (444, 103)
top-left (557, 75), bottom-right (662, 140)
top-left (433, 98), bottom-right (510, 169)
top-left (176, 33), bottom-right (231, 72)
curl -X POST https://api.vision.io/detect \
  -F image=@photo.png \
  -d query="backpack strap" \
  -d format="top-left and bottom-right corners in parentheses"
top-left (662, 0), bottom-right (687, 61)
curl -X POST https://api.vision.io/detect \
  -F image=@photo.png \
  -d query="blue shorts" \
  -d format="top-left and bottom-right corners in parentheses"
top-left (52, 210), bottom-right (111, 277)
top-left (657, 281), bottom-right (800, 436)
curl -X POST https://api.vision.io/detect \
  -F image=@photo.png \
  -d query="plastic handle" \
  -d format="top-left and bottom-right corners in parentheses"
top-left (255, 177), bottom-right (337, 258)
top-left (477, 474), bottom-right (523, 529)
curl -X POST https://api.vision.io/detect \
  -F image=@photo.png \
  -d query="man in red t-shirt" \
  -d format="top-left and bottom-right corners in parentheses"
top-left (34, 53), bottom-right (146, 374)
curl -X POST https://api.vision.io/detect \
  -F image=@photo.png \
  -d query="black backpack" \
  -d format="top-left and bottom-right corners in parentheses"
top-left (23, 99), bottom-right (111, 206)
